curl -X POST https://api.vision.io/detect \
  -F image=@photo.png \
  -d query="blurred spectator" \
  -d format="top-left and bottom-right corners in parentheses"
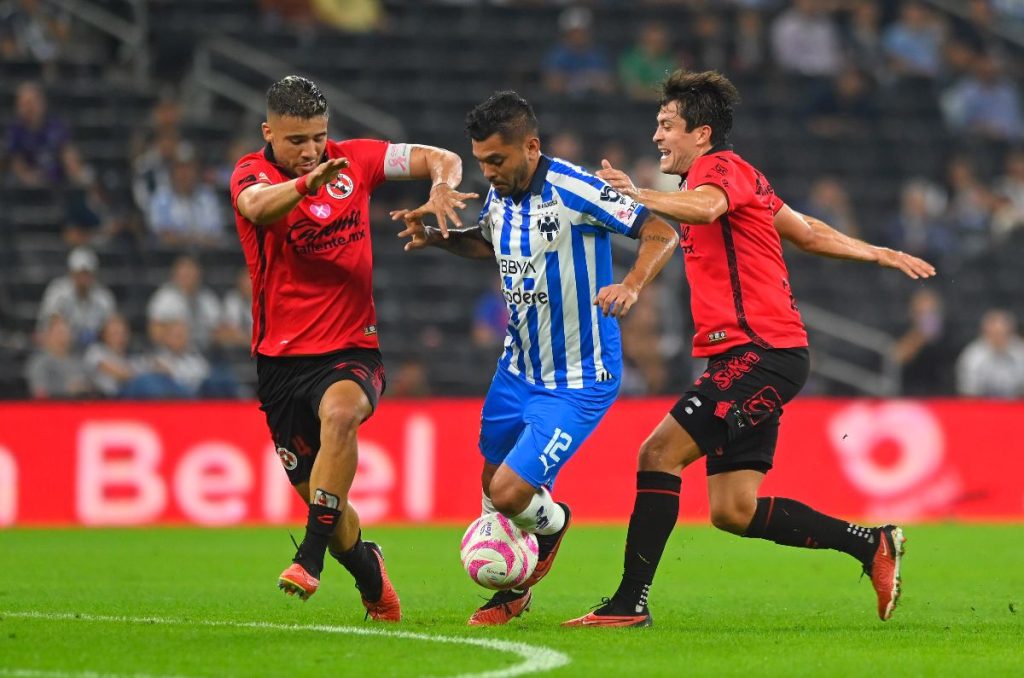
top-left (36, 247), bottom-right (117, 350)
top-left (389, 355), bottom-right (431, 398)
top-left (992, 149), bottom-right (1024, 240)
top-left (132, 130), bottom-right (191, 212)
top-left (881, 1), bottom-right (945, 80)
top-left (770, 0), bottom-right (843, 77)
top-left (144, 320), bottom-right (211, 398)
top-left (844, 0), bottom-right (884, 77)
top-left (951, 0), bottom-right (1001, 57)
top-left (221, 268), bottom-right (254, 348)
top-left (147, 255), bottom-right (222, 351)
top-left (941, 53), bottom-right (1023, 142)
top-left (211, 136), bottom-right (259, 191)
top-left (732, 9), bottom-right (766, 74)
top-left (61, 145), bottom-right (122, 247)
top-left (83, 314), bottom-right (143, 398)
top-left (806, 67), bottom-right (878, 137)
top-left (472, 282), bottom-right (508, 348)
top-left (260, 0), bottom-right (316, 43)
top-left (146, 149), bottom-right (224, 246)
top-left (619, 22), bottom-right (676, 101)
top-left (800, 177), bottom-right (860, 237)
top-left (4, 81), bottom-right (71, 186)
top-left (543, 7), bottom-right (614, 98)
top-left (945, 156), bottom-right (998, 256)
top-left (548, 130), bottom-right (583, 166)
top-left (956, 309), bottom-right (1024, 397)
top-left (598, 140), bottom-right (630, 176)
top-left (0, 0), bottom-right (70, 71)
top-left (25, 314), bottom-right (90, 399)
top-left (632, 156), bottom-right (680, 193)
top-left (620, 289), bottom-right (668, 396)
top-left (885, 178), bottom-right (954, 263)
top-left (892, 287), bottom-right (956, 395)
top-left (311, 0), bottom-right (385, 33)
top-left (692, 13), bottom-right (728, 72)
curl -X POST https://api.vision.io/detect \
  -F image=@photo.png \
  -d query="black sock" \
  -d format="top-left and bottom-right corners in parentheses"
top-left (612, 471), bottom-right (681, 612)
top-left (330, 532), bottom-right (382, 601)
top-left (743, 497), bottom-right (878, 565)
top-left (293, 503), bottom-right (340, 578)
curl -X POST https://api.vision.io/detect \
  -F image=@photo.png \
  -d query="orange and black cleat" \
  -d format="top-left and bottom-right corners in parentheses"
top-left (360, 542), bottom-right (401, 622)
top-left (868, 525), bottom-right (906, 621)
top-left (562, 597), bottom-right (652, 628)
top-left (522, 503), bottom-right (572, 588)
top-left (467, 588), bottom-right (532, 626)
top-left (278, 562), bottom-right (319, 601)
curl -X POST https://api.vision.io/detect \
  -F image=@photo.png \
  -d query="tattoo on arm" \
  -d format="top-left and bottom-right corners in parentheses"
top-left (642, 234), bottom-right (675, 245)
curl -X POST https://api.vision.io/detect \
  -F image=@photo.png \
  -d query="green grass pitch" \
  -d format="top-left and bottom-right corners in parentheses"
top-left (1, 524), bottom-right (1021, 677)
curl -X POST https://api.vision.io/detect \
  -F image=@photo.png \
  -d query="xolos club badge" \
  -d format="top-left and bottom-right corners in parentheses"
top-left (326, 172), bottom-right (354, 200)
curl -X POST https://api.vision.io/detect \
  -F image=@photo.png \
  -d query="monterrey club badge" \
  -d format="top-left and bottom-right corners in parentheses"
top-left (276, 446), bottom-right (298, 470)
top-left (326, 172), bottom-right (354, 200)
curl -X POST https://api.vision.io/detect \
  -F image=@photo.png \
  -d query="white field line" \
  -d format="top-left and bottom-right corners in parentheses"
top-left (0, 611), bottom-right (571, 678)
top-left (0, 670), bottom-right (185, 678)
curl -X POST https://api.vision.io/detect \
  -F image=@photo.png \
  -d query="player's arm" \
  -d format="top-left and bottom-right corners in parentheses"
top-left (235, 157), bottom-right (349, 226)
top-left (394, 144), bottom-right (479, 237)
top-left (774, 204), bottom-right (936, 280)
top-left (595, 213), bottom-right (678, 318)
top-left (596, 159), bottom-right (729, 224)
top-left (391, 208), bottom-right (493, 259)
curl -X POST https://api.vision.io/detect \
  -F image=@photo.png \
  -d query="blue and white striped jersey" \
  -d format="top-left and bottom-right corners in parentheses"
top-left (478, 155), bottom-right (650, 390)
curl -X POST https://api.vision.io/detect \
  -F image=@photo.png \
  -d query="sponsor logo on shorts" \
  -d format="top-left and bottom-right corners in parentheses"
top-left (276, 446), bottom-right (298, 470)
top-left (742, 386), bottom-right (783, 426)
top-left (711, 351), bottom-right (761, 390)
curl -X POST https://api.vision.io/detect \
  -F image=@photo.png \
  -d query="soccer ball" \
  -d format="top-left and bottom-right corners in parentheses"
top-left (460, 513), bottom-right (539, 590)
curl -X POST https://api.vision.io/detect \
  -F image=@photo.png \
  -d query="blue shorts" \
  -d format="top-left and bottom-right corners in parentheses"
top-left (479, 367), bottom-right (619, 488)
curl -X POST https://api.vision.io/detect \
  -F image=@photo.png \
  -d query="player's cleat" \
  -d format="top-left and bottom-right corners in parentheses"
top-left (866, 525), bottom-right (906, 621)
top-left (562, 597), bottom-right (652, 628)
top-left (467, 588), bottom-right (532, 626)
top-left (359, 542), bottom-right (401, 622)
top-left (521, 503), bottom-right (571, 588)
top-left (278, 562), bottom-right (319, 601)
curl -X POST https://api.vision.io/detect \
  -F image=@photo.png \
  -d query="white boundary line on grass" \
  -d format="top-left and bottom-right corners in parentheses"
top-left (0, 611), bottom-right (571, 678)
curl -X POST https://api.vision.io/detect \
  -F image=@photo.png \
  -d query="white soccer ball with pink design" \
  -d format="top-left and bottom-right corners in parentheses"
top-left (460, 513), bottom-right (539, 590)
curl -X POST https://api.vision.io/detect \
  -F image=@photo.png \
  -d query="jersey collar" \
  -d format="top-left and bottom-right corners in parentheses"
top-left (508, 155), bottom-right (551, 204)
top-left (678, 143), bottom-right (733, 188)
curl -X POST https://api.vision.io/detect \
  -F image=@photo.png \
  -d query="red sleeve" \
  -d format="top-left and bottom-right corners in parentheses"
top-left (229, 154), bottom-right (273, 209)
top-left (337, 139), bottom-right (389, 191)
top-left (688, 155), bottom-right (754, 214)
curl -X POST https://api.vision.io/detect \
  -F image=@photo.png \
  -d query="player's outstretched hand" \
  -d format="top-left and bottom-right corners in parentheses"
top-left (596, 159), bottom-right (640, 199)
top-left (305, 157), bottom-right (350, 191)
top-left (390, 208), bottom-right (431, 252)
top-left (419, 184), bottom-right (479, 239)
top-left (876, 247), bottom-right (937, 280)
top-left (595, 283), bottom-right (639, 318)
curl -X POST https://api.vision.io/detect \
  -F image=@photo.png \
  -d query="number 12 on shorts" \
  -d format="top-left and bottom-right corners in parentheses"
top-left (539, 428), bottom-right (573, 477)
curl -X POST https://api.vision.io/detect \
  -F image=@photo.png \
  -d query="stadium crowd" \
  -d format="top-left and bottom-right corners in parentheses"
top-left (3, 0), bottom-right (1024, 399)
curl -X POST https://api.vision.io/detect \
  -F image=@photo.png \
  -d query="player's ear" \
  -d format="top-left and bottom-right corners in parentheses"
top-left (261, 121), bottom-right (272, 144)
top-left (526, 136), bottom-right (541, 159)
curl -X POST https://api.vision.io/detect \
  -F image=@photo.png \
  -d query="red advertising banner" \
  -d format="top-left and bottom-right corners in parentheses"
top-left (0, 399), bottom-right (1021, 527)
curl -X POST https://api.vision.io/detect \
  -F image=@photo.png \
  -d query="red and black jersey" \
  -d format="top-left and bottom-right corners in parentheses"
top-left (230, 138), bottom-right (388, 357)
top-left (678, 148), bottom-right (808, 357)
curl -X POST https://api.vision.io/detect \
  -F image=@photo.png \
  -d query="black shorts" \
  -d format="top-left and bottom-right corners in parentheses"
top-left (257, 348), bottom-right (386, 485)
top-left (669, 344), bottom-right (809, 476)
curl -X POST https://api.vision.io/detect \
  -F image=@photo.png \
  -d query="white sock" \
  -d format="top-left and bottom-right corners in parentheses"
top-left (509, 487), bottom-right (565, 536)
top-left (481, 492), bottom-right (497, 515)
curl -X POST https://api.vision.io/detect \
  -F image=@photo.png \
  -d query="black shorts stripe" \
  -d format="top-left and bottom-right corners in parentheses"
top-left (720, 214), bottom-right (772, 350)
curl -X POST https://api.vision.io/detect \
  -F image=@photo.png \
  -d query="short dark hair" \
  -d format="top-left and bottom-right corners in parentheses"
top-left (659, 70), bottom-right (740, 147)
top-left (465, 91), bottom-right (538, 143)
top-left (267, 75), bottom-right (328, 119)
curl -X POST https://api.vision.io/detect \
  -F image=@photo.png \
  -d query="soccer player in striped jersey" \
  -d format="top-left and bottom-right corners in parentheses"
top-left (393, 91), bottom-right (678, 625)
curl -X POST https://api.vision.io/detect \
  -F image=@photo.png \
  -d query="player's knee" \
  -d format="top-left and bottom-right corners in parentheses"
top-left (638, 433), bottom-right (674, 472)
top-left (709, 502), bottom-right (755, 535)
top-left (319, 403), bottom-right (361, 438)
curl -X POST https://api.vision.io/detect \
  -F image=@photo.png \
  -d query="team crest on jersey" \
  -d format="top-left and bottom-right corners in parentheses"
top-left (276, 447), bottom-right (298, 470)
top-left (326, 172), bottom-right (354, 200)
top-left (538, 214), bottom-right (560, 242)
